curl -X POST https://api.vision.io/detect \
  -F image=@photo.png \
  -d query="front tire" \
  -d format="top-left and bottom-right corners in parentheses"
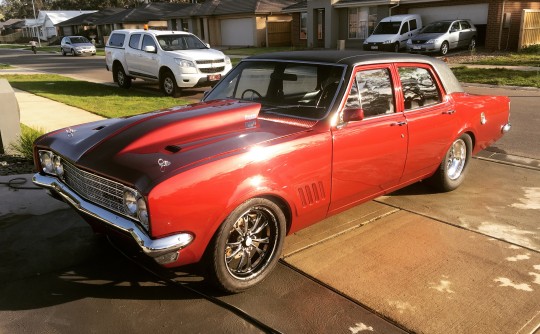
top-left (393, 42), bottom-right (400, 53)
top-left (114, 65), bottom-right (132, 89)
top-left (440, 41), bottom-right (449, 55)
top-left (430, 134), bottom-right (472, 192)
top-left (160, 71), bottom-right (181, 97)
top-left (61, 48), bottom-right (66, 56)
top-left (208, 198), bottom-right (286, 293)
top-left (468, 37), bottom-right (476, 51)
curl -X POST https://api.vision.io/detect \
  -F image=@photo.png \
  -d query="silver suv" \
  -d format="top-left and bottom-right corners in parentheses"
top-left (105, 29), bottom-right (232, 97)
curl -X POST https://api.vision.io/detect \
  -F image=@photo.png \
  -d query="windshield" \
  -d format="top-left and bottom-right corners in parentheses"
top-left (71, 37), bottom-right (90, 44)
top-left (204, 60), bottom-right (345, 120)
top-left (156, 34), bottom-right (207, 51)
top-left (421, 22), bottom-right (451, 34)
top-left (373, 21), bottom-right (402, 35)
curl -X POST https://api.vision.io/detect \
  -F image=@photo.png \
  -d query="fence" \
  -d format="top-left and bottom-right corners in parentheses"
top-left (267, 21), bottom-right (291, 47)
top-left (0, 31), bottom-right (23, 44)
top-left (518, 9), bottom-right (540, 50)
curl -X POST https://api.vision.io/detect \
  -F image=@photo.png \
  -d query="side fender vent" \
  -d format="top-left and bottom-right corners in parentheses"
top-left (298, 181), bottom-right (326, 207)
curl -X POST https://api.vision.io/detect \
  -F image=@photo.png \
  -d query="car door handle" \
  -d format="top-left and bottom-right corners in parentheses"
top-left (443, 110), bottom-right (456, 115)
top-left (391, 121), bottom-right (407, 126)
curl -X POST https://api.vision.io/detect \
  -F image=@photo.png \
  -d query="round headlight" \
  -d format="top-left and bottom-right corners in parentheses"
top-left (123, 190), bottom-right (138, 216)
top-left (53, 155), bottom-right (64, 177)
top-left (137, 198), bottom-right (149, 230)
top-left (39, 151), bottom-right (54, 174)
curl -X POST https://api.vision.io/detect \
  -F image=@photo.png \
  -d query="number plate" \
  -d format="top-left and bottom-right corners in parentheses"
top-left (208, 74), bottom-right (221, 81)
top-left (370, 46), bottom-right (378, 50)
top-left (412, 45), bottom-right (421, 50)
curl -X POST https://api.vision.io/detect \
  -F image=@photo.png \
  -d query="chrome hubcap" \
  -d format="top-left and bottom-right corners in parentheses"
top-left (224, 206), bottom-right (278, 279)
top-left (446, 139), bottom-right (466, 180)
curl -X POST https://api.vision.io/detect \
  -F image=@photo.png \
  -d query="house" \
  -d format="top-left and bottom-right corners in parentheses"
top-left (284, 0), bottom-right (540, 51)
top-left (92, 2), bottom-right (193, 45)
top-left (166, 0), bottom-right (298, 47)
top-left (22, 10), bottom-right (97, 41)
top-left (56, 8), bottom-right (126, 44)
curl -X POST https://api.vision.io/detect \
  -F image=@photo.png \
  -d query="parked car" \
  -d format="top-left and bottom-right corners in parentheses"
top-left (407, 19), bottom-right (477, 55)
top-left (33, 51), bottom-right (510, 293)
top-left (105, 29), bottom-right (232, 97)
top-left (363, 14), bottom-right (422, 52)
top-left (60, 36), bottom-right (96, 56)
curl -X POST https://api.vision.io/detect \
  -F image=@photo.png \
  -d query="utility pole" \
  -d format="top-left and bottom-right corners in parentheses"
top-left (32, 0), bottom-right (41, 47)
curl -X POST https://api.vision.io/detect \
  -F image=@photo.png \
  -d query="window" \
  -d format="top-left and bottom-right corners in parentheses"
top-left (300, 12), bottom-right (307, 39)
top-left (282, 65), bottom-right (318, 95)
top-left (346, 68), bottom-right (394, 118)
top-left (142, 34), bottom-right (156, 50)
top-left (409, 19), bottom-right (417, 31)
top-left (317, 9), bottom-right (323, 40)
top-left (451, 21), bottom-right (460, 31)
top-left (398, 67), bottom-right (442, 110)
top-left (108, 33), bottom-right (126, 47)
top-left (128, 34), bottom-right (141, 49)
top-left (460, 21), bottom-right (471, 30)
top-left (348, 7), bottom-right (377, 39)
top-left (400, 21), bottom-right (409, 35)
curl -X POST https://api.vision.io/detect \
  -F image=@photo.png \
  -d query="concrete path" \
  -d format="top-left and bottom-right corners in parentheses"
top-left (15, 89), bottom-right (104, 133)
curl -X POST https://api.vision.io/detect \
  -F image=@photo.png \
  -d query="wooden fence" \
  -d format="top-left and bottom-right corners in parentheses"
top-left (518, 9), bottom-right (540, 50)
top-left (267, 21), bottom-right (291, 47)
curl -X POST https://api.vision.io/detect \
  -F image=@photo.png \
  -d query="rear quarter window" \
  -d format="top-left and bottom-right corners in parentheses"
top-left (108, 33), bottom-right (126, 47)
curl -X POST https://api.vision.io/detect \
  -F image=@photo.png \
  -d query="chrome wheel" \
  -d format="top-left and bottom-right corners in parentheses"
top-left (225, 206), bottom-right (278, 279)
top-left (440, 42), bottom-right (449, 55)
top-left (446, 139), bottom-right (466, 180)
top-left (117, 70), bottom-right (125, 86)
top-left (429, 134), bottom-right (472, 192)
top-left (209, 198), bottom-right (285, 293)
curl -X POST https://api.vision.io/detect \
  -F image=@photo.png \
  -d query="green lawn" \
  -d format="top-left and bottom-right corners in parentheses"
top-left (0, 63), bottom-right (12, 69)
top-left (0, 74), bottom-right (190, 118)
top-left (451, 66), bottom-right (540, 88)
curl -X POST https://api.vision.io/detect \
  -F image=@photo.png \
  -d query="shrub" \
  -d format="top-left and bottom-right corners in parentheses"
top-left (521, 44), bottom-right (540, 54)
top-left (9, 125), bottom-right (44, 160)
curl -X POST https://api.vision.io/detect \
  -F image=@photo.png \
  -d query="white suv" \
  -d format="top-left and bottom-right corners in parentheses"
top-left (105, 29), bottom-right (232, 97)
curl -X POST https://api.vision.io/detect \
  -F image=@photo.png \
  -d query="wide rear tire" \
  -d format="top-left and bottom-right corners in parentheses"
top-left (429, 134), bottom-right (472, 192)
top-left (208, 198), bottom-right (286, 293)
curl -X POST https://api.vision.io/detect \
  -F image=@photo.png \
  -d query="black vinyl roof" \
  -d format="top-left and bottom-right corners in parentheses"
top-left (246, 50), bottom-right (464, 94)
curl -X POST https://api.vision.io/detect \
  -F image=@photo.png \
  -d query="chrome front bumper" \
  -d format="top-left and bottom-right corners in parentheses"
top-left (33, 173), bottom-right (193, 259)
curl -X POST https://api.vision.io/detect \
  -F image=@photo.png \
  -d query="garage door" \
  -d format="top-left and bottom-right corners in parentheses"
top-left (220, 18), bottom-right (255, 46)
top-left (409, 4), bottom-right (489, 25)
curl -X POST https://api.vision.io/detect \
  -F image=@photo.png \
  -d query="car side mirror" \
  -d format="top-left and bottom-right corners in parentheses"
top-left (342, 108), bottom-right (365, 122)
top-left (143, 45), bottom-right (157, 53)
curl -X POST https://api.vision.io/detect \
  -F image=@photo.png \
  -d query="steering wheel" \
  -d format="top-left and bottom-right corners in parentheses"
top-left (241, 89), bottom-right (262, 100)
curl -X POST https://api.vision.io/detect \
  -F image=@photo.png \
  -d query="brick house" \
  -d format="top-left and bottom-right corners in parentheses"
top-left (284, 0), bottom-right (540, 51)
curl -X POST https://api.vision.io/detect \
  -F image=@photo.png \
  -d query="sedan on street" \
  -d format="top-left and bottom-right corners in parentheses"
top-left (60, 36), bottom-right (96, 56)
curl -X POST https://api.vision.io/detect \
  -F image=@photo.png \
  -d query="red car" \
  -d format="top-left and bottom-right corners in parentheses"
top-left (33, 51), bottom-right (511, 292)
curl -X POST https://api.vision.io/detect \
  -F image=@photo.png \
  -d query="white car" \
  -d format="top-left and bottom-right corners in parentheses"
top-left (105, 29), bottom-right (232, 97)
top-left (60, 36), bottom-right (96, 56)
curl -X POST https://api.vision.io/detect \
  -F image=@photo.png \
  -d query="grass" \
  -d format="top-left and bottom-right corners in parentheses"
top-left (0, 63), bottom-right (12, 69)
top-left (463, 45), bottom-right (540, 67)
top-left (9, 124), bottom-right (45, 160)
top-left (451, 66), bottom-right (540, 88)
top-left (0, 74), bottom-right (191, 118)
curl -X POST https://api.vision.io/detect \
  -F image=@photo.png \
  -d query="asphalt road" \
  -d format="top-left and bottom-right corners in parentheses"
top-left (1, 48), bottom-right (539, 333)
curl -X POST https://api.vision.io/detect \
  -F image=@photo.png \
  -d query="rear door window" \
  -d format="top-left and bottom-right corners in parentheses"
top-left (129, 34), bottom-right (141, 49)
top-left (108, 33), bottom-right (126, 47)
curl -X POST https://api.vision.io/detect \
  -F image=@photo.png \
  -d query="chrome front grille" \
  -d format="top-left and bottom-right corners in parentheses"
top-left (196, 59), bottom-right (224, 65)
top-left (62, 160), bottom-right (126, 214)
top-left (200, 66), bottom-right (225, 73)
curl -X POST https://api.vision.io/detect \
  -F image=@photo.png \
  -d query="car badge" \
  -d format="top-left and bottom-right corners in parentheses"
top-left (66, 128), bottom-right (77, 137)
top-left (158, 158), bottom-right (171, 172)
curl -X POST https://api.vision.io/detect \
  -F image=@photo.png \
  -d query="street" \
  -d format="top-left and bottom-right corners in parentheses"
top-left (1, 48), bottom-right (539, 333)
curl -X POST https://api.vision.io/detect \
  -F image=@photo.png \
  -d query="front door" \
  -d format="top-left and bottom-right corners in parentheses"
top-left (330, 65), bottom-right (407, 214)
